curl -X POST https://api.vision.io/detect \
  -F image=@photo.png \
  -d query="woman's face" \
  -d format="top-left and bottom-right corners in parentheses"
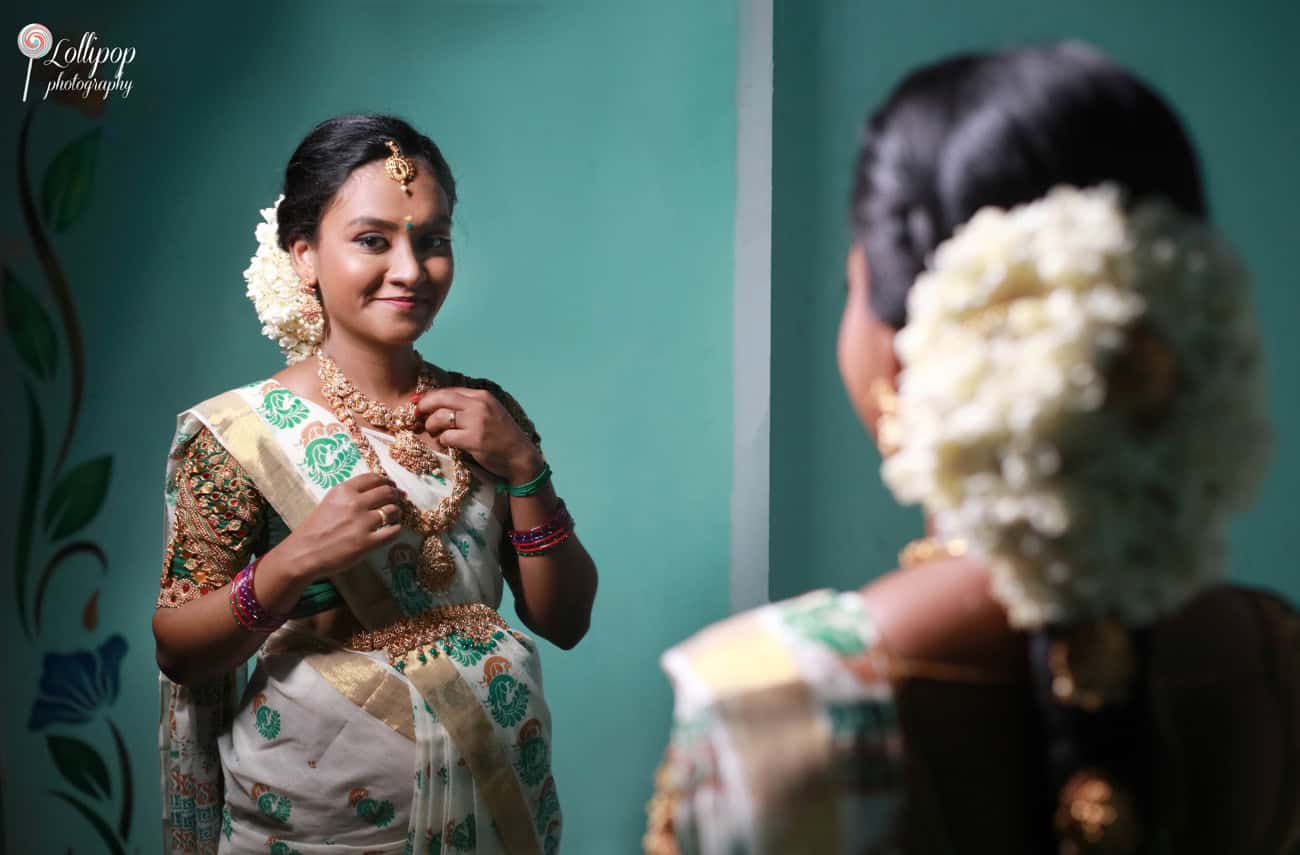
top-left (290, 157), bottom-right (453, 351)
top-left (837, 242), bottom-right (899, 443)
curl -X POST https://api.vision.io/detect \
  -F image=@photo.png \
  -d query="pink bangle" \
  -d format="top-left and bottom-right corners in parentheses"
top-left (515, 527), bottom-right (574, 556)
top-left (508, 501), bottom-right (576, 557)
top-left (229, 558), bottom-right (288, 633)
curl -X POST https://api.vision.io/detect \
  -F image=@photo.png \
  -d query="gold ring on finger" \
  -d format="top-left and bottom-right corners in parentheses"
top-left (376, 507), bottom-right (391, 529)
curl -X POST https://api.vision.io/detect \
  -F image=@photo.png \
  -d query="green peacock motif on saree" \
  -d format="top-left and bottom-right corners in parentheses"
top-left (252, 693), bottom-right (281, 740)
top-left (258, 388), bottom-right (309, 430)
top-left (254, 784), bottom-right (292, 824)
top-left (300, 433), bottom-right (360, 488)
top-left (781, 592), bottom-right (870, 656)
top-left (349, 787), bottom-right (396, 828)
top-left (487, 672), bottom-right (530, 728)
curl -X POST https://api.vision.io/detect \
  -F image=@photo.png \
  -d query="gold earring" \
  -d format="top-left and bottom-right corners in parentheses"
top-left (871, 378), bottom-right (901, 456)
top-left (300, 278), bottom-right (323, 324)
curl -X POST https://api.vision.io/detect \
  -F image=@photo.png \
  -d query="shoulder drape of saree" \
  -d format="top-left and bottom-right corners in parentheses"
top-left (655, 594), bottom-right (849, 855)
top-left (652, 590), bottom-right (903, 855)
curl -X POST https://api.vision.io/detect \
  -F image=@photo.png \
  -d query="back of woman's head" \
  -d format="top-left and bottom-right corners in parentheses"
top-left (853, 42), bottom-right (1272, 854)
top-left (852, 40), bottom-right (1205, 327)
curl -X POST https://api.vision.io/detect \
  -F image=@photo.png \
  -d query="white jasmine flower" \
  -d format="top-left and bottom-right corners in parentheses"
top-left (884, 185), bottom-right (1270, 627)
top-left (243, 195), bottom-right (325, 364)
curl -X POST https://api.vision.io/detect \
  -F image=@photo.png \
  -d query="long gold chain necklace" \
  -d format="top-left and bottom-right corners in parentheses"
top-left (316, 348), bottom-right (471, 591)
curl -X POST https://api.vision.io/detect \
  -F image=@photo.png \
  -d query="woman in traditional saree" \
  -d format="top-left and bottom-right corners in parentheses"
top-left (153, 114), bottom-right (597, 855)
top-left (645, 43), bottom-right (1298, 854)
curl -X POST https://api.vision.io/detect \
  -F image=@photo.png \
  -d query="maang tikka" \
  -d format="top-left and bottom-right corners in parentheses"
top-left (384, 140), bottom-right (416, 195)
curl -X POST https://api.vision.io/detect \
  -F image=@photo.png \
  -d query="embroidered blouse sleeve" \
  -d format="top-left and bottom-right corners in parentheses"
top-left (156, 426), bottom-right (268, 609)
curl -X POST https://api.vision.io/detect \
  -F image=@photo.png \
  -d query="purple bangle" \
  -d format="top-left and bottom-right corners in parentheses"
top-left (507, 500), bottom-right (574, 546)
top-left (229, 558), bottom-right (288, 633)
top-left (515, 527), bottom-right (574, 556)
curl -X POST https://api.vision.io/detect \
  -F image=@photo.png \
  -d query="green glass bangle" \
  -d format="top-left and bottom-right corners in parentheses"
top-left (506, 461), bottom-right (552, 497)
top-left (288, 579), bottom-right (343, 619)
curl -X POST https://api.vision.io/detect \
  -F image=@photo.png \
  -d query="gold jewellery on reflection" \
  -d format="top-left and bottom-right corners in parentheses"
top-left (898, 536), bottom-right (968, 568)
top-left (870, 378), bottom-right (902, 456)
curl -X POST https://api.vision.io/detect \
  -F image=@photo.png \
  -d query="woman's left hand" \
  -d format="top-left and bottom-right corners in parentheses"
top-left (414, 387), bottom-right (543, 485)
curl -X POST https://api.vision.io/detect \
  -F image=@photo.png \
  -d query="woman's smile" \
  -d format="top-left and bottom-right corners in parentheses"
top-left (372, 294), bottom-right (429, 312)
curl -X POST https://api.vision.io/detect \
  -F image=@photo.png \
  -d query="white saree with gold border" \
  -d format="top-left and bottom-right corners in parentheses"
top-left (158, 379), bottom-right (560, 855)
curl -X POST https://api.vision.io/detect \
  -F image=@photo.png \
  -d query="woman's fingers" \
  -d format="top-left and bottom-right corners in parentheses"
top-left (413, 388), bottom-right (479, 421)
top-left (359, 485), bottom-right (404, 510)
top-left (368, 508), bottom-right (405, 544)
top-left (346, 472), bottom-right (395, 493)
top-left (370, 503), bottom-right (403, 529)
top-left (435, 427), bottom-right (473, 450)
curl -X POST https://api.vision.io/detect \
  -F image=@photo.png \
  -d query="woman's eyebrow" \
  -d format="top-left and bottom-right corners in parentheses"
top-left (345, 214), bottom-right (451, 230)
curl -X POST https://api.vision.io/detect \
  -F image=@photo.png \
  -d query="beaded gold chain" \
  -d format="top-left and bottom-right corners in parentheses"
top-left (319, 349), bottom-right (429, 430)
top-left (898, 536), bottom-right (968, 568)
top-left (316, 349), bottom-right (472, 591)
top-left (317, 349), bottom-right (442, 476)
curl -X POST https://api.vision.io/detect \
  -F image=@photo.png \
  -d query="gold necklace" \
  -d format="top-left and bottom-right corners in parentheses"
top-left (317, 349), bottom-right (441, 477)
top-left (316, 349), bottom-right (471, 592)
top-left (898, 536), bottom-right (968, 568)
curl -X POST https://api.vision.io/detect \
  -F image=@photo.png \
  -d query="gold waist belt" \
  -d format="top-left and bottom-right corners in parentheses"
top-left (346, 602), bottom-right (509, 664)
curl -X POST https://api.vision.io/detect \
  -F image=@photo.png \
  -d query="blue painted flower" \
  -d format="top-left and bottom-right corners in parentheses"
top-left (28, 635), bottom-right (128, 730)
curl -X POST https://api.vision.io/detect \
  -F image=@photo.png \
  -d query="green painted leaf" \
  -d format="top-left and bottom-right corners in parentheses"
top-left (2, 268), bottom-right (58, 380)
top-left (47, 735), bottom-right (111, 800)
top-left (44, 456), bottom-right (112, 540)
top-left (49, 790), bottom-right (125, 855)
top-left (41, 128), bottom-right (102, 232)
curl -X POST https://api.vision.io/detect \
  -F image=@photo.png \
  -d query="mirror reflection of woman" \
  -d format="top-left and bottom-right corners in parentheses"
top-left (646, 43), bottom-right (1297, 854)
top-left (153, 114), bottom-right (596, 855)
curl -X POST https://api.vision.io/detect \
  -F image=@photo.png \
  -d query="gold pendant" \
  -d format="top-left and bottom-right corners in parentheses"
top-left (390, 430), bottom-right (442, 477)
top-left (417, 535), bottom-right (457, 591)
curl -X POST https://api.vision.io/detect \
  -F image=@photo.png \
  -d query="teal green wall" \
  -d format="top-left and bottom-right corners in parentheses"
top-left (1, 2), bottom-right (736, 851)
top-left (9, 2), bottom-right (1299, 852)
top-left (770, 0), bottom-right (1300, 605)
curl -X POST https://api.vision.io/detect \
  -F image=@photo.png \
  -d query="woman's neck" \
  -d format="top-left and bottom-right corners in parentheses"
top-left (317, 336), bottom-right (420, 406)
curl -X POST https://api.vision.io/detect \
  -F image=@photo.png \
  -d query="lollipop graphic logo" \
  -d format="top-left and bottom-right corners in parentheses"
top-left (16, 26), bottom-right (138, 104)
top-left (18, 23), bottom-right (53, 102)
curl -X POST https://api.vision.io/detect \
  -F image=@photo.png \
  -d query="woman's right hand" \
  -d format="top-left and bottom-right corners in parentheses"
top-left (280, 473), bottom-right (405, 582)
top-left (153, 473), bottom-right (403, 685)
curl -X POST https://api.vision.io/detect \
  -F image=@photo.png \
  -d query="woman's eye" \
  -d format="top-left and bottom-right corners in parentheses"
top-left (357, 234), bottom-right (389, 250)
top-left (425, 235), bottom-right (451, 251)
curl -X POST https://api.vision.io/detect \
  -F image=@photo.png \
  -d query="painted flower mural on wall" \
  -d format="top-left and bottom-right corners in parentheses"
top-left (4, 22), bottom-right (133, 854)
top-left (29, 634), bottom-right (127, 730)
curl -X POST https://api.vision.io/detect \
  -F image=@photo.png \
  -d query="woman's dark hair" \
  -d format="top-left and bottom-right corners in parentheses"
top-left (276, 113), bottom-right (457, 252)
top-left (851, 40), bottom-right (1205, 328)
top-left (853, 42), bottom-right (1202, 852)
